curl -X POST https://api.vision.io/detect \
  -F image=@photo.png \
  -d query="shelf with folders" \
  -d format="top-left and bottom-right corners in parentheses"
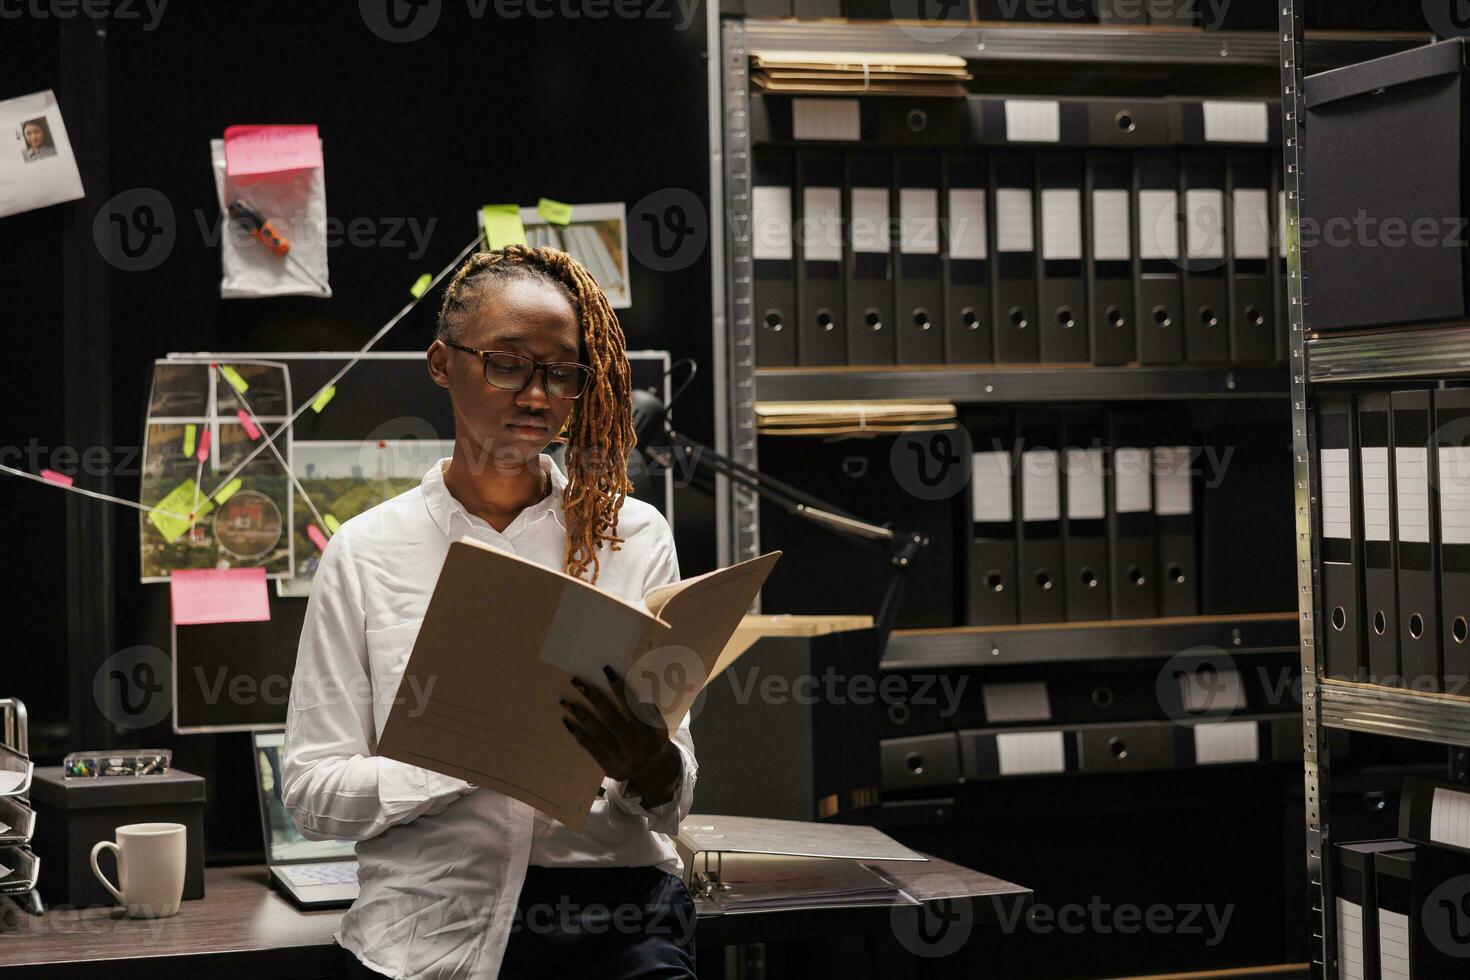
top-left (1320, 681), bottom-right (1470, 748)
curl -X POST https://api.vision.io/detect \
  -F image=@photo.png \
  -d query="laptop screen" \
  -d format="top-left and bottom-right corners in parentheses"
top-left (253, 731), bottom-right (356, 863)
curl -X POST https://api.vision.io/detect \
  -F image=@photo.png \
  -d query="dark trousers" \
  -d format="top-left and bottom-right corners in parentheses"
top-left (344, 865), bottom-right (697, 979)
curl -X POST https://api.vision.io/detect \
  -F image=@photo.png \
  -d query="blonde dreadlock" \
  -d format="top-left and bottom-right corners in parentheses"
top-left (436, 244), bottom-right (635, 584)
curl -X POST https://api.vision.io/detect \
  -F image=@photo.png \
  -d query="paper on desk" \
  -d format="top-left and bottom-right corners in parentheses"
top-left (0, 90), bottom-right (84, 219)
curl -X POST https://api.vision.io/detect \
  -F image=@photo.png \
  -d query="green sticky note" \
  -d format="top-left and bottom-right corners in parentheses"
top-left (311, 386), bottom-right (337, 413)
top-left (537, 198), bottom-right (574, 226)
top-left (410, 273), bottom-right (433, 299)
top-left (214, 478), bottom-right (244, 504)
top-left (148, 479), bottom-right (214, 544)
top-left (324, 514), bottom-right (341, 534)
top-left (182, 423), bottom-right (196, 458)
top-left (481, 204), bottom-right (527, 250)
top-left (218, 364), bottom-right (250, 395)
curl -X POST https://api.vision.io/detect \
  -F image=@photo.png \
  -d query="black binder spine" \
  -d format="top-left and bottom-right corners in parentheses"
top-left (753, 148), bottom-right (797, 367)
top-left (1134, 150), bottom-right (1185, 365)
top-left (1062, 417), bottom-right (1111, 621)
top-left (795, 149), bottom-right (847, 366)
top-left (967, 411), bottom-right (1018, 625)
top-left (1037, 150), bottom-right (1088, 363)
top-left (1225, 151), bottom-right (1277, 364)
top-left (941, 150), bottom-right (992, 364)
top-left (894, 152), bottom-right (945, 365)
top-left (1436, 388), bottom-right (1470, 693)
top-left (1084, 150), bottom-right (1136, 365)
top-left (1318, 393), bottom-right (1365, 681)
top-left (846, 150), bottom-right (896, 365)
top-left (1152, 435), bottom-right (1199, 618)
top-left (1108, 411), bottom-right (1158, 619)
top-left (1016, 413), bottom-right (1066, 623)
top-left (1359, 391), bottom-right (1401, 686)
top-left (1392, 389), bottom-right (1442, 691)
top-left (990, 150), bottom-right (1040, 363)
top-left (1180, 149), bottom-right (1230, 364)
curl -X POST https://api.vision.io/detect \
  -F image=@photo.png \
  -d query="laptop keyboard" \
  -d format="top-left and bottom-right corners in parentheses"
top-left (279, 862), bottom-right (359, 887)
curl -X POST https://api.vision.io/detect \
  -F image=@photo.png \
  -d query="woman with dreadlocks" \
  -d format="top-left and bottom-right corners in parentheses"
top-left (282, 245), bottom-right (697, 980)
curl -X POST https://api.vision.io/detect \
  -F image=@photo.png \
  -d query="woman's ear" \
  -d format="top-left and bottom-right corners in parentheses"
top-left (426, 339), bottom-right (452, 389)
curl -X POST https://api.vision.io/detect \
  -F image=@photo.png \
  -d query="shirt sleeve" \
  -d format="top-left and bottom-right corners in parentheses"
top-left (280, 528), bottom-right (474, 842)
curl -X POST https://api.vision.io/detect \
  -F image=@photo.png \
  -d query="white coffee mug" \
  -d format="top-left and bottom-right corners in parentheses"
top-left (90, 822), bottom-right (187, 918)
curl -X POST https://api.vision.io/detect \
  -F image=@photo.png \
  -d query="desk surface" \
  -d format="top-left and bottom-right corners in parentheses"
top-left (0, 858), bottom-right (1027, 979)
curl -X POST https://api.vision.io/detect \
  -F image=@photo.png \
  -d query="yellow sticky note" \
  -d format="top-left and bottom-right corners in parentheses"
top-left (182, 424), bottom-right (196, 458)
top-left (148, 480), bottom-right (214, 544)
top-left (214, 478), bottom-right (244, 504)
top-left (311, 386), bottom-right (337, 413)
top-left (537, 198), bottom-right (574, 226)
top-left (324, 514), bottom-right (341, 534)
top-left (481, 204), bottom-right (527, 250)
top-left (410, 273), bottom-right (433, 299)
top-left (218, 364), bottom-right (250, 395)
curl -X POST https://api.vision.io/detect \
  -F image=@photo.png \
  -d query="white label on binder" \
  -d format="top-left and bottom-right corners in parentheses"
top-left (996, 731), bottom-right (1065, 775)
top-left (1430, 785), bottom-right (1470, 851)
top-left (1064, 448), bottom-right (1106, 520)
top-left (850, 188), bottom-right (889, 254)
top-left (995, 189), bottom-right (1033, 253)
top-left (1439, 446), bottom-right (1470, 546)
top-left (1021, 449), bottom-right (1060, 522)
top-left (898, 188), bottom-right (940, 254)
top-left (972, 451), bottom-right (1013, 523)
top-left (1278, 190), bottom-right (1288, 255)
top-left (1179, 666), bottom-right (1246, 713)
top-left (1153, 446), bottom-right (1193, 517)
top-left (1379, 909), bottom-right (1409, 980)
top-left (1041, 189), bottom-right (1083, 261)
top-left (802, 187), bottom-right (842, 263)
top-left (791, 98), bottom-right (861, 142)
top-left (1232, 189), bottom-right (1271, 260)
top-left (1193, 720), bottom-right (1259, 765)
top-left (947, 189), bottom-right (988, 260)
top-left (1395, 447), bottom-right (1430, 545)
top-left (1003, 99), bottom-right (1060, 143)
top-left (1185, 189), bottom-right (1226, 261)
top-left (1137, 189), bottom-right (1179, 261)
top-left (1338, 899), bottom-right (1365, 979)
top-left (1091, 189), bottom-right (1131, 262)
top-left (1361, 447), bottom-right (1391, 543)
top-left (1114, 447), bottom-right (1152, 513)
top-left (1321, 447), bottom-right (1352, 541)
top-left (982, 682), bottom-right (1051, 724)
top-left (1202, 101), bottom-right (1269, 143)
top-left (751, 186), bottom-right (793, 261)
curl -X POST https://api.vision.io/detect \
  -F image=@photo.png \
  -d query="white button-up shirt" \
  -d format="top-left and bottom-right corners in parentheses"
top-left (282, 455), bottom-right (696, 980)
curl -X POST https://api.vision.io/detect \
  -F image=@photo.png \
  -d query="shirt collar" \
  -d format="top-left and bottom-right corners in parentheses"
top-left (421, 453), bottom-right (568, 537)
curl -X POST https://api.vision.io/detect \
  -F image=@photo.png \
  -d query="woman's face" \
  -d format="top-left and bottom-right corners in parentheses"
top-left (429, 277), bottom-right (581, 472)
top-left (23, 124), bottom-right (43, 150)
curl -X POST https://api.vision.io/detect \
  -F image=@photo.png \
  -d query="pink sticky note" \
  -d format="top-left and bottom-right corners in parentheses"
top-left (170, 567), bottom-right (271, 626)
top-left (196, 427), bottom-right (211, 463)
top-left (306, 524), bottom-right (330, 553)
top-left (40, 469), bottom-right (74, 487)
top-left (223, 124), bottom-right (323, 177)
top-left (236, 410), bottom-right (261, 441)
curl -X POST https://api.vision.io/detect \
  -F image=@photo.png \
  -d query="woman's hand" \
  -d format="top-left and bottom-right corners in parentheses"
top-left (561, 665), bottom-right (682, 809)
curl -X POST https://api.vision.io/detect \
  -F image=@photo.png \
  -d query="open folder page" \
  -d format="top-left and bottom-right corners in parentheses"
top-left (376, 539), bottom-right (780, 832)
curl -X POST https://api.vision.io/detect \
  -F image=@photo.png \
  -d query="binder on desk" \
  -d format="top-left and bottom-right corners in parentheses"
top-left (1085, 150), bottom-right (1136, 365)
top-left (1435, 388), bottom-right (1470, 691)
top-left (1392, 389), bottom-right (1441, 691)
top-left (1180, 149), bottom-right (1230, 364)
top-left (1062, 417), bottom-right (1110, 622)
top-left (1016, 413), bottom-right (1066, 623)
top-left (1152, 435), bottom-right (1198, 618)
top-left (968, 412), bottom-right (1018, 625)
top-left (1134, 150), bottom-right (1184, 365)
top-left (941, 150), bottom-right (992, 364)
top-left (753, 148), bottom-right (797, 367)
top-left (846, 151), bottom-right (895, 365)
top-left (1225, 151), bottom-right (1277, 364)
top-left (1109, 412), bottom-right (1157, 619)
top-left (1359, 392), bottom-right (1401, 685)
top-left (1319, 393), bottom-right (1365, 681)
top-left (990, 150), bottom-right (1039, 363)
top-left (894, 152), bottom-right (945, 365)
top-left (1333, 839), bottom-right (1413, 980)
top-left (796, 149), bottom-right (846, 367)
top-left (1037, 150), bottom-right (1088, 363)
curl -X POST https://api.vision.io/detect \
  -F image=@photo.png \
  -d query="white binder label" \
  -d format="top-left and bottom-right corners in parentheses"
top-left (802, 187), bottom-right (842, 263)
top-left (947, 189), bottom-right (988, 260)
top-left (1321, 447), bottom-right (1352, 541)
top-left (1184, 189), bottom-right (1226, 261)
top-left (1152, 446), bottom-right (1193, 517)
top-left (1232, 189), bottom-right (1271, 260)
top-left (982, 682), bottom-right (1051, 724)
top-left (1041, 189), bottom-right (1083, 261)
top-left (1202, 101), bottom-right (1269, 143)
top-left (1091, 190), bottom-right (1131, 262)
top-left (850, 188), bottom-right (890, 254)
top-left (1395, 447), bottom-right (1430, 545)
top-left (898, 188), bottom-right (940, 254)
top-left (1338, 899), bottom-right (1365, 980)
top-left (791, 98), bottom-right (861, 142)
top-left (1021, 449), bottom-right (1060, 523)
top-left (996, 731), bottom-right (1065, 775)
top-left (751, 186), bottom-right (793, 261)
top-left (1003, 99), bottom-right (1060, 143)
top-left (1179, 667), bottom-right (1246, 713)
top-left (1064, 448), bottom-right (1105, 520)
top-left (972, 451), bottom-right (1013, 523)
top-left (1137, 189), bottom-right (1179, 261)
top-left (1379, 909), bottom-right (1410, 980)
top-left (1361, 447), bottom-right (1391, 543)
top-left (1193, 720), bottom-right (1258, 765)
top-left (1430, 786), bottom-right (1470, 850)
top-left (995, 189), bottom-right (1033, 253)
top-left (1114, 448), bottom-right (1152, 514)
top-left (1439, 445), bottom-right (1470, 545)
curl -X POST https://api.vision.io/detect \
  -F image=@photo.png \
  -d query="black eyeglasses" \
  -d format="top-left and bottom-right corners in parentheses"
top-left (444, 341), bottom-right (592, 400)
